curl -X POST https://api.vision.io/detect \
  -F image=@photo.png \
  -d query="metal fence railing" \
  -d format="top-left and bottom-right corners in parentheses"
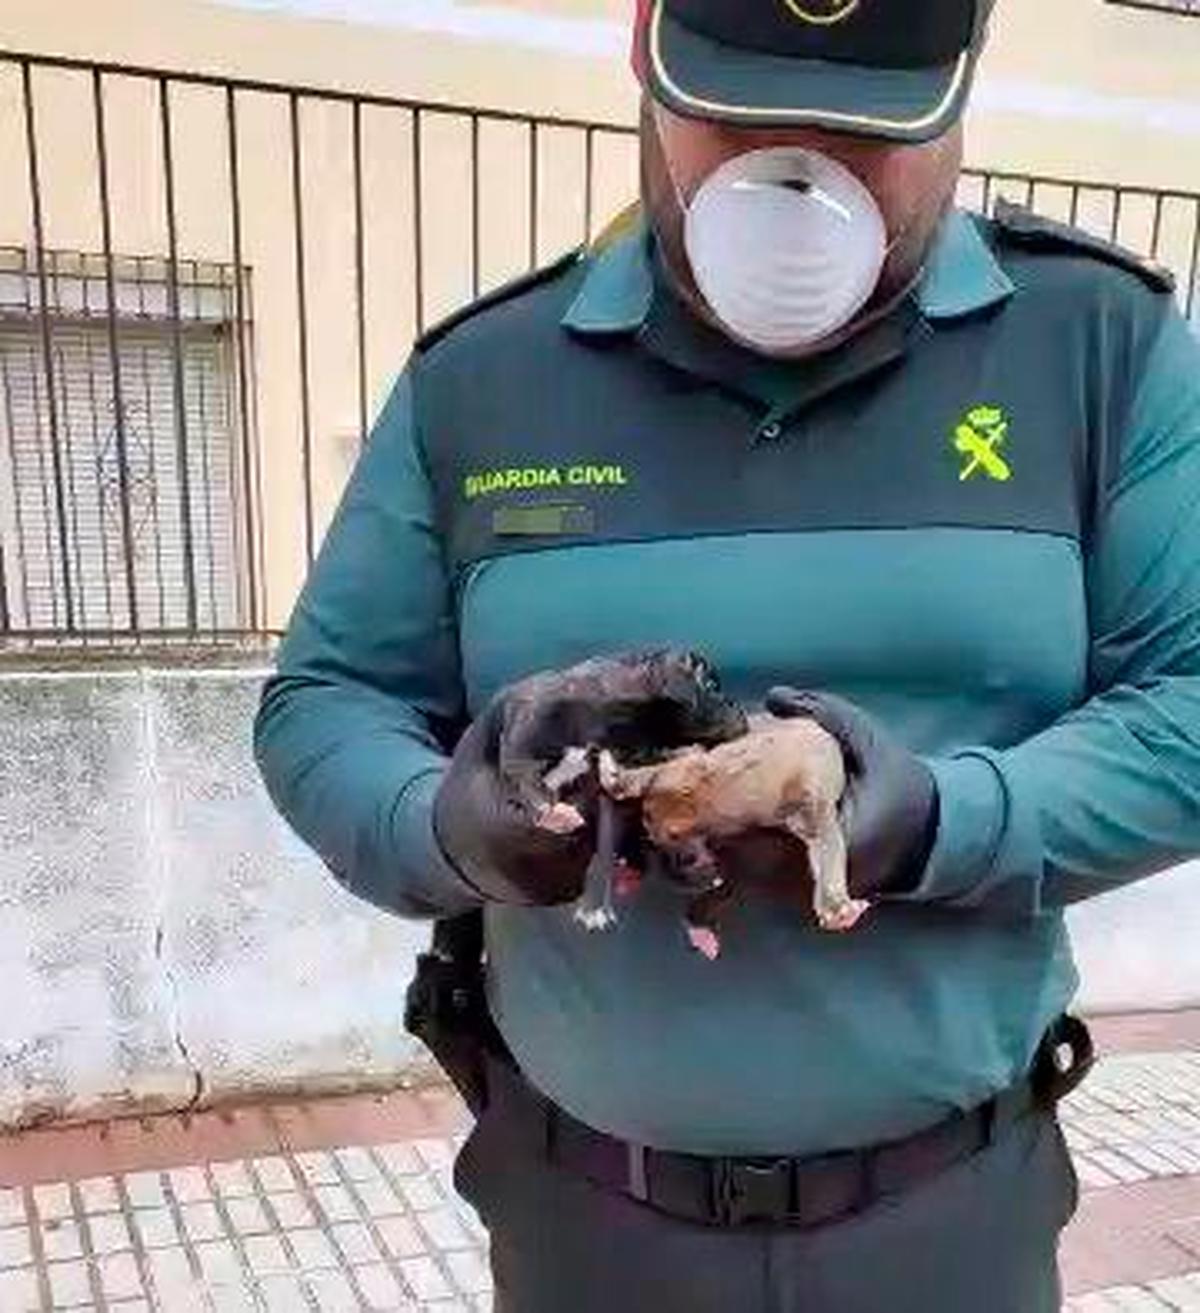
top-left (959, 168), bottom-right (1200, 317)
top-left (0, 49), bottom-right (1197, 650)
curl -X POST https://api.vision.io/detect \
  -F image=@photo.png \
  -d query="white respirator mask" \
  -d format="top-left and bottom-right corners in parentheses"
top-left (675, 144), bottom-right (892, 354)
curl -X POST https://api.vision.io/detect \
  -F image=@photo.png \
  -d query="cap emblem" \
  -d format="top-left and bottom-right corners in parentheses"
top-left (781, 0), bottom-right (861, 25)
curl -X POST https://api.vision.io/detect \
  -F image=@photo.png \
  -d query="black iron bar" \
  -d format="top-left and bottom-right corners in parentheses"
top-left (0, 539), bottom-right (9, 633)
top-left (0, 347), bottom-right (35, 629)
top-left (583, 127), bottom-right (595, 244)
top-left (1150, 193), bottom-right (1166, 258)
top-left (92, 68), bottom-right (141, 632)
top-left (83, 329), bottom-right (116, 628)
top-left (1185, 200), bottom-right (1200, 320)
top-left (225, 85), bottom-right (259, 633)
top-left (528, 120), bottom-right (539, 270)
top-left (21, 60), bottom-right (75, 630)
top-left (193, 340), bottom-right (220, 632)
top-left (412, 108), bottom-right (424, 335)
top-left (51, 336), bottom-right (85, 627)
top-left (289, 92), bottom-right (315, 565)
top-left (135, 338), bottom-right (167, 628)
top-left (159, 77), bottom-right (199, 630)
top-left (352, 98), bottom-right (368, 447)
top-left (52, 338), bottom-right (88, 630)
top-left (470, 114), bottom-right (481, 299)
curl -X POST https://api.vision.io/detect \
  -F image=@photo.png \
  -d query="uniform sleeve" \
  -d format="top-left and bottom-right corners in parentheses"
top-left (909, 304), bottom-right (1200, 918)
top-left (253, 363), bottom-right (484, 919)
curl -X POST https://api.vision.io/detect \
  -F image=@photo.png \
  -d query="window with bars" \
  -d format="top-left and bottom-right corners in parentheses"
top-left (0, 248), bottom-right (255, 641)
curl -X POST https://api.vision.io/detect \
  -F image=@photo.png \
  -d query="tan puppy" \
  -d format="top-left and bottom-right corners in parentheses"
top-left (600, 716), bottom-right (868, 948)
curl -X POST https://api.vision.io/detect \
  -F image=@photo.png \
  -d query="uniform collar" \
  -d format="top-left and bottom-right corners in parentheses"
top-left (562, 207), bottom-right (1015, 338)
top-left (918, 208), bottom-right (1016, 320)
top-left (636, 245), bottom-right (928, 420)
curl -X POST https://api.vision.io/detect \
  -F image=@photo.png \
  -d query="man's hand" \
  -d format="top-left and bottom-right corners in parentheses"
top-left (765, 688), bottom-right (939, 900)
top-left (432, 686), bottom-right (596, 906)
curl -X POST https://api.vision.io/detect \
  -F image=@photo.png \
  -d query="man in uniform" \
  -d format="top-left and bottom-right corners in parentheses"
top-left (255, 1), bottom-right (1200, 1308)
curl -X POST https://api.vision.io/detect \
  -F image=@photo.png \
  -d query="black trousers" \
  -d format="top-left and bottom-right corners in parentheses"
top-left (453, 1055), bottom-right (1080, 1313)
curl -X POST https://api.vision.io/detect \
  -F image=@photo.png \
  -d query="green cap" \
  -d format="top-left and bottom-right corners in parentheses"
top-left (635, 0), bottom-right (996, 142)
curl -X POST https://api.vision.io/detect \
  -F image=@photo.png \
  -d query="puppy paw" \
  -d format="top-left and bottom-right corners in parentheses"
top-left (535, 801), bottom-right (587, 835)
top-left (686, 923), bottom-right (723, 961)
top-left (575, 904), bottom-right (620, 932)
top-left (815, 899), bottom-right (871, 933)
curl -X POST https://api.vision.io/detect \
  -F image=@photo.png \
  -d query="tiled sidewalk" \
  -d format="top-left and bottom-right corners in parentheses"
top-left (0, 1136), bottom-right (487, 1312)
top-left (1064, 1051), bottom-right (1200, 1188)
top-left (0, 1013), bottom-right (1197, 1312)
top-left (1058, 1042), bottom-right (1200, 1311)
top-left (0, 1081), bottom-right (485, 1313)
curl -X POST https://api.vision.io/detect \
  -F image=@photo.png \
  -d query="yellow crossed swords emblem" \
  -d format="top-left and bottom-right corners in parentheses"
top-left (954, 405), bottom-right (1012, 483)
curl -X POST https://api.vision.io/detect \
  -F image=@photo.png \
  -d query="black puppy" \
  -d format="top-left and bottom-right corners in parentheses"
top-left (495, 649), bottom-right (748, 929)
top-left (498, 648), bottom-right (747, 819)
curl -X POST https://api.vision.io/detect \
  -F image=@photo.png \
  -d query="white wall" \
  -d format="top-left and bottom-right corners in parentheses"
top-left (0, 668), bottom-right (432, 1130)
top-left (1069, 862), bottom-right (1200, 1015)
top-left (0, 666), bottom-right (1194, 1128)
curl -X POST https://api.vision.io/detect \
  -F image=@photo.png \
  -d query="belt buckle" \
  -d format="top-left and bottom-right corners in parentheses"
top-left (711, 1157), bottom-right (795, 1226)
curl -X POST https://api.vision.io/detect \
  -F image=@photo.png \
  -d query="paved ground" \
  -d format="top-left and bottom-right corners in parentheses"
top-left (1059, 1042), bottom-right (1200, 1312)
top-left (0, 1011), bottom-right (1197, 1312)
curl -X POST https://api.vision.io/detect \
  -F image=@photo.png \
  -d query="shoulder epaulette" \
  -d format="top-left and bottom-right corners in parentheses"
top-left (589, 202), bottom-right (643, 255)
top-left (992, 199), bottom-right (1176, 294)
top-left (414, 248), bottom-right (583, 353)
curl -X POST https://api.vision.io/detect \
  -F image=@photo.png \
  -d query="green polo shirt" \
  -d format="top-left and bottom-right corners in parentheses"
top-left (255, 207), bottom-right (1200, 1155)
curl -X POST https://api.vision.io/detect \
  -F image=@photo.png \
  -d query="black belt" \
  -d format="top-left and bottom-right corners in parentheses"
top-left (484, 1017), bottom-right (1093, 1230)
